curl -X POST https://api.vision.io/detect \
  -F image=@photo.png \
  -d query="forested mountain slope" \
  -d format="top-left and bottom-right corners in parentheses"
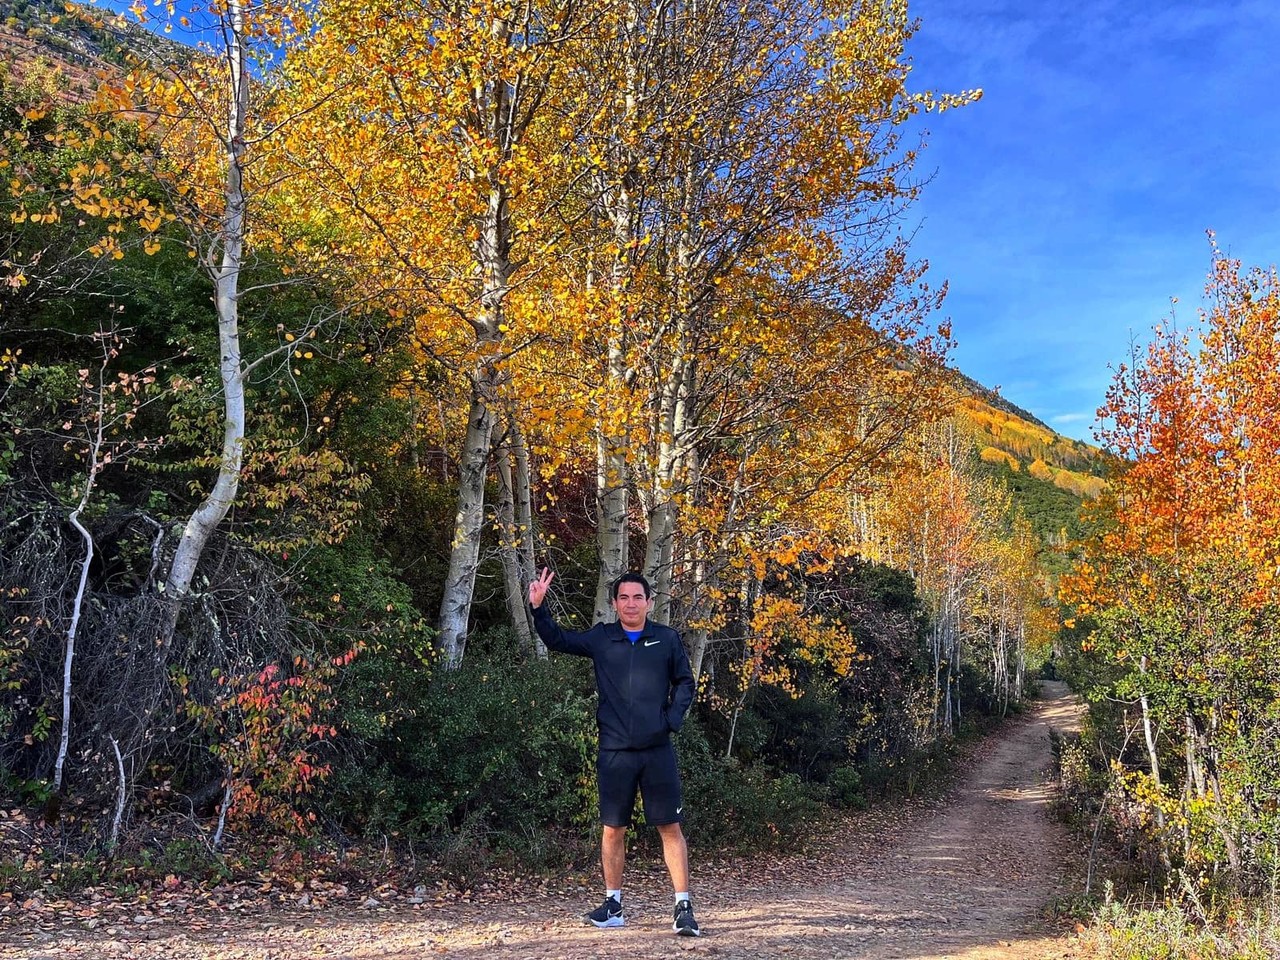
top-left (941, 376), bottom-right (1110, 569)
top-left (952, 374), bottom-right (1110, 498)
top-left (2, 0), bottom-right (181, 69)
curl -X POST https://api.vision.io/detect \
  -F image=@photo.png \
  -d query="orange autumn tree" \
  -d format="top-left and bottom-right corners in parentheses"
top-left (1063, 248), bottom-right (1280, 891)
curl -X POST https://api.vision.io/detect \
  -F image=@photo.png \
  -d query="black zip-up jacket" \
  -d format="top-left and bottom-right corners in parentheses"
top-left (531, 604), bottom-right (695, 751)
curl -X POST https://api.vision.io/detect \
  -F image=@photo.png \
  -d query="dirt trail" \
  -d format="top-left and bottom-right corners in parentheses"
top-left (709, 679), bottom-right (1086, 960)
top-left (2, 682), bottom-right (1084, 960)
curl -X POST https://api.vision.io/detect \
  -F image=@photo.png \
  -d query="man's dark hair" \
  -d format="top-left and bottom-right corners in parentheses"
top-left (611, 572), bottom-right (651, 600)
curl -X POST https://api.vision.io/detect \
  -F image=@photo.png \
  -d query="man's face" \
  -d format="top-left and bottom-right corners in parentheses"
top-left (612, 582), bottom-right (652, 630)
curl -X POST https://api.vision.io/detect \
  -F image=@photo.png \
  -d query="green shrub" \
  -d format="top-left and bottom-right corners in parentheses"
top-left (753, 680), bottom-right (847, 782)
top-left (827, 766), bottom-right (867, 809)
top-left (675, 718), bottom-right (821, 850)
top-left (325, 650), bottom-right (597, 865)
top-left (1079, 899), bottom-right (1279, 959)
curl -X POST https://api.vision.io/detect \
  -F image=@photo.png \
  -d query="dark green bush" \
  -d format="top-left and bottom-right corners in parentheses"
top-left (675, 717), bottom-right (821, 850)
top-left (827, 766), bottom-right (867, 809)
top-left (858, 737), bottom-right (951, 799)
top-left (753, 679), bottom-right (848, 782)
top-left (325, 649), bottom-right (598, 864)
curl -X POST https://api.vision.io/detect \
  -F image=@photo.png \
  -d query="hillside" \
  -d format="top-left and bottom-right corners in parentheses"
top-left (951, 376), bottom-right (1110, 499)
top-left (1, 0), bottom-right (186, 100)
top-left (942, 374), bottom-right (1113, 571)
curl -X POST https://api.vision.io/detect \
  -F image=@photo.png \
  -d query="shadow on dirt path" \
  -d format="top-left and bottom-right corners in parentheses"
top-left (1, 682), bottom-right (1085, 960)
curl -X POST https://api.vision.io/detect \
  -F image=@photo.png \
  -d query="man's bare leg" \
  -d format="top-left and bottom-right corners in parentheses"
top-left (601, 824), bottom-right (627, 890)
top-left (656, 822), bottom-right (690, 892)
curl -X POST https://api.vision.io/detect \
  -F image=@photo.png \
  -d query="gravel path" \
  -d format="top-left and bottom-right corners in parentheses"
top-left (2, 682), bottom-right (1084, 960)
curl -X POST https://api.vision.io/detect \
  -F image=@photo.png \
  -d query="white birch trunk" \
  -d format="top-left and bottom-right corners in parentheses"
top-left (1184, 713), bottom-right (1208, 801)
top-left (54, 419), bottom-right (103, 792)
top-left (212, 771), bottom-right (233, 850)
top-left (591, 0), bottom-right (644, 621)
top-left (496, 434), bottom-right (541, 658)
top-left (684, 498), bottom-right (713, 682)
top-left (107, 736), bottom-right (127, 849)
top-left (592, 236), bottom-right (636, 623)
top-left (646, 138), bottom-right (702, 619)
top-left (1014, 620), bottom-right (1026, 701)
top-left (436, 20), bottom-right (515, 665)
top-left (594, 422), bottom-right (629, 623)
top-left (642, 399), bottom-right (677, 620)
top-left (437, 382), bottom-right (497, 668)
top-left (942, 626), bottom-right (954, 737)
top-left (1137, 656), bottom-right (1162, 790)
top-left (951, 627), bottom-right (962, 730)
top-left (511, 420), bottom-right (538, 588)
top-left (644, 348), bottom-right (693, 623)
top-left (162, 0), bottom-right (250, 637)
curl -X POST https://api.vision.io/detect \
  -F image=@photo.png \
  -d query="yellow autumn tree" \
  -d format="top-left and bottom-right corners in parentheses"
top-left (870, 419), bottom-right (1036, 736)
top-left (270, 0), bottom-right (607, 664)
top-left (531, 0), bottom-right (972, 649)
top-left (265, 0), bottom-right (972, 678)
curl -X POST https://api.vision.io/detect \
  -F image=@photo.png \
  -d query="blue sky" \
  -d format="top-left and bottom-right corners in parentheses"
top-left (903, 0), bottom-right (1280, 441)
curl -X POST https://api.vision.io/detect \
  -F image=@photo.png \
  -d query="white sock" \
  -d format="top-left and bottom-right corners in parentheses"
top-left (607, 889), bottom-right (622, 904)
top-left (674, 891), bottom-right (690, 904)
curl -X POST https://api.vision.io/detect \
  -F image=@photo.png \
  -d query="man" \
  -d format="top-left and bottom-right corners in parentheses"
top-left (528, 568), bottom-right (702, 937)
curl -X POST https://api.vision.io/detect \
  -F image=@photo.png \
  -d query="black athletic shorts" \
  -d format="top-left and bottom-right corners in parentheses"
top-left (597, 742), bottom-right (684, 827)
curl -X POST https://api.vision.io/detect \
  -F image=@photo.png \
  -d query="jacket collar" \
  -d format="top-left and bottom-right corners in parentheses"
top-left (609, 618), bottom-right (654, 641)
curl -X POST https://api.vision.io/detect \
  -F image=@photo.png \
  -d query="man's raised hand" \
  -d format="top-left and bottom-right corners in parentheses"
top-left (529, 567), bottom-right (555, 608)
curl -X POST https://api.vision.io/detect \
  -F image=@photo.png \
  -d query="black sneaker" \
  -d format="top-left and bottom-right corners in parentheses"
top-left (586, 895), bottom-right (624, 928)
top-left (673, 899), bottom-right (701, 937)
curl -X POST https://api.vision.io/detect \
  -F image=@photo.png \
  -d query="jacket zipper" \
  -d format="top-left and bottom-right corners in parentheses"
top-left (626, 638), bottom-right (636, 743)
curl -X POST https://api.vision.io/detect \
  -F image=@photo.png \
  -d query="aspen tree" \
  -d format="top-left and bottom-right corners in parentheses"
top-left (275, 0), bottom-right (596, 666)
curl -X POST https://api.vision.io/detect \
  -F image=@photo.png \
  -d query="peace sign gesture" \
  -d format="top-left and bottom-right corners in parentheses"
top-left (528, 567), bottom-right (555, 608)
